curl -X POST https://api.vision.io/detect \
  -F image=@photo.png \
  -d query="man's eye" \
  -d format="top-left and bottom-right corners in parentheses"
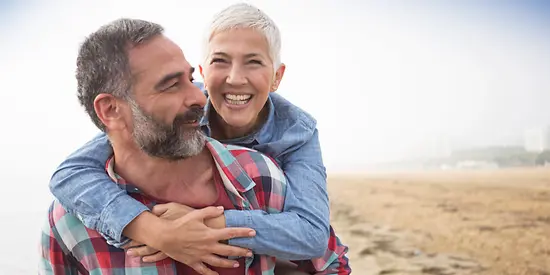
top-left (167, 82), bottom-right (179, 89)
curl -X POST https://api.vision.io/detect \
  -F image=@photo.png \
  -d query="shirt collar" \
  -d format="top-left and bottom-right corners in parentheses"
top-left (204, 137), bottom-right (256, 193)
top-left (105, 137), bottom-right (257, 197)
top-left (200, 95), bottom-right (276, 145)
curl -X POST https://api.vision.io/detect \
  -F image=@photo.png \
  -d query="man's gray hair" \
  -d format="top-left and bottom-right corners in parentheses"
top-left (202, 3), bottom-right (282, 69)
top-left (76, 18), bottom-right (164, 131)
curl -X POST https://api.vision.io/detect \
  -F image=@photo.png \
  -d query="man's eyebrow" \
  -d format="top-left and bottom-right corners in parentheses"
top-left (154, 72), bottom-right (183, 90)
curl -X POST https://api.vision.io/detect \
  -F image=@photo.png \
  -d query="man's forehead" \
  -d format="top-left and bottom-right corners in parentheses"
top-left (128, 36), bottom-right (190, 76)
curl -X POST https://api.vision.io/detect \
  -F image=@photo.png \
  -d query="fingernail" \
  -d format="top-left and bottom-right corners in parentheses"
top-left (246, 251), bottom-right (253, 257)
top-left (142, 257), bottom-right (149, 262)
top-left (126, 250), bottom-right (135, 256)
top-left (233, 262), bottom-right (240, 268)
top-left (217, 206), bottom-right (224, 210)
top-left (248, 230), bottom-right (256, 236)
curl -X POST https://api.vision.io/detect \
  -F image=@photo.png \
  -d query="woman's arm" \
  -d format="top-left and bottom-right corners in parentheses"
top-left (224, 129), bottom-right (331, 259)
top-left (49, 133), bottom-right (149, 245)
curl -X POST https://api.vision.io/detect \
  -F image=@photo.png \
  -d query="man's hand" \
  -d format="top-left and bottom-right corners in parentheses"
top-left (123, 205), bottom-right (255, 275)
top-left (124, 240), bottom-right (167, 263)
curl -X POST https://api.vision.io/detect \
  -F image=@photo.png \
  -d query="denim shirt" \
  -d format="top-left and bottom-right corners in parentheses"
top-left (49, 85), bottom-right (330, 260)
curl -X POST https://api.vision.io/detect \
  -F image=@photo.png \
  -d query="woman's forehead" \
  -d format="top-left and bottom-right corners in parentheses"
top-left (207, 28), bottom-right (271, 57)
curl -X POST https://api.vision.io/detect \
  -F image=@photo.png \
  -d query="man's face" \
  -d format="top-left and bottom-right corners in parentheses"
top-left (201, 28), bottom-right (285, 136)
top-left (124, 35), bottom-right (207, 160)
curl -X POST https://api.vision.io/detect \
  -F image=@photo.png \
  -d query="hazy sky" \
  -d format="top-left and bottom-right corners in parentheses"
top-left (2, 0), bottom-right (550, 187)
top-left (0, 0), bottom-right (550, 171)
top-left (0, 0), bottom-right (549, 273)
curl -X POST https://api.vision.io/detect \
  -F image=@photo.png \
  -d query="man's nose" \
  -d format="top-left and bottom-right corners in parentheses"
top-left (226, 65), bottom-right (247, 86)
top-left (184, 82), bottom-right (208, 108)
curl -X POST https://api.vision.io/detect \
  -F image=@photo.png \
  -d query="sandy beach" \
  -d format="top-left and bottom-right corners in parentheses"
top-left (328, 168), bottom-right (550, 275)
top-left (2, 168), bottom-right (549, 274)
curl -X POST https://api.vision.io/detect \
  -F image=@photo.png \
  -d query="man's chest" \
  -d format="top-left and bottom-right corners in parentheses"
top-left (130, 171), bottom-right (229, 209)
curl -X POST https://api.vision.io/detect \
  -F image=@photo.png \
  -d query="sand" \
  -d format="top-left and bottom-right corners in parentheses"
top-left (328, 167), bottom-right (550, 275)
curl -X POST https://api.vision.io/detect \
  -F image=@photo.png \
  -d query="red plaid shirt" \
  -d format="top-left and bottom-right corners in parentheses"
top-left (39, 138), bottom-right (351, 274)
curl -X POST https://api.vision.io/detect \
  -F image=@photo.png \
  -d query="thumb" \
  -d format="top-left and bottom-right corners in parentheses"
top-left (194, 206), bottom-right (225, 220)
top-left (151, 204), bottom-right (169, 216)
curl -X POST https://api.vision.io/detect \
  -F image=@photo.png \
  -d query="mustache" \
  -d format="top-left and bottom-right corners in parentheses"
top-left (173, 106), bottom-right (204, 124)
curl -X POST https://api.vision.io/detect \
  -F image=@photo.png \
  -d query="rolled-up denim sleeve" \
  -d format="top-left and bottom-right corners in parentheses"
top-left (49, 133), bottom-right (149, 246)
top-left (225, 129), bottom-right (330, 260)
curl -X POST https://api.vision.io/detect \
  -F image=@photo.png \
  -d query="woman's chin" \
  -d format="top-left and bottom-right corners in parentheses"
top-left (221, 117), bottom-right (257, 135)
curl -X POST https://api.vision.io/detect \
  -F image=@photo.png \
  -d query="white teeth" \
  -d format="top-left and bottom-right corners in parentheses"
top-left (226, 99), bottom-right (248, 105)
top-left (224, 94), bottom-right (251, 105)
top-left (225, 94), bottom-right (251, 101)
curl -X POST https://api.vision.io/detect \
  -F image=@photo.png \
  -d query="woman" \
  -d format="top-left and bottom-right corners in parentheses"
top-left (49, 3), bottom-right (350, 275)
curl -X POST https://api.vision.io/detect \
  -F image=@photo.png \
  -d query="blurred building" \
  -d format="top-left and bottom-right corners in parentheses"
top-left (524, 127), bottom-right (550, 152)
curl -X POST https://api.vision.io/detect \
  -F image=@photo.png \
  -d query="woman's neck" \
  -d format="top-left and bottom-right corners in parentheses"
top-left (210, 103), bottom-right (270, 140)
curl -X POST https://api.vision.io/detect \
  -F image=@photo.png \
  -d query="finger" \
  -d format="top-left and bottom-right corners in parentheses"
top-left (210, 227), bottom-right (256, 241)
top-left (142, 251), bottom-right (169, 263)
top-left (209, 243), bottom-right (252, 258)
top-left (151, 203), bottom-right (172, 216)
top-left (127, 245), bottom-right (160, 257)
top-left (188, 206), bottom-right (226, 221)
top-left (190, 262), bottom-right (218, 275)
top-left (201, 254), bottom-right (241, 268)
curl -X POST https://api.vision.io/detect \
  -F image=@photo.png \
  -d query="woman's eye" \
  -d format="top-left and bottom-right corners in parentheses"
top-left (248, 60), bottom-right (263, 65)
top-left (211, 58), bottom-right (227, 64)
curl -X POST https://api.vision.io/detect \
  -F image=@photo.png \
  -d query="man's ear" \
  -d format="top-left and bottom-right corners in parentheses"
top-left (93, 94), bottom-right (126, 130)
top-left (271, 63), bottom-right (286, 92)
top-left (199, 65), bottom-right (205, 86)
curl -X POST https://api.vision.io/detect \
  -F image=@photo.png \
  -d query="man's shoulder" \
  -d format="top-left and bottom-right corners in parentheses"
top-left (210, 140), bottom-right (287, 185)
top-left (226, 144), bottom-right (285, 179)
top-left (221, 143), bottom-right (287, 210)
top-left (46, 201), bottom-right (103, 246)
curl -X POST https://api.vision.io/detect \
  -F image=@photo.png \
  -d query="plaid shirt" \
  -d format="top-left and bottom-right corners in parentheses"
top-left (39, 137), bottom-right (351, 275)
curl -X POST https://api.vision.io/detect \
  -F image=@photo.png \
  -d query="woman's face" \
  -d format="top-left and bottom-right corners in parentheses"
top-left (200, 28), bottom-right (285, 139)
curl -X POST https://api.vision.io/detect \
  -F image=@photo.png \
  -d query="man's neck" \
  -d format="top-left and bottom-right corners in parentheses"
top-left (110, 141), bottom-right (214, 200)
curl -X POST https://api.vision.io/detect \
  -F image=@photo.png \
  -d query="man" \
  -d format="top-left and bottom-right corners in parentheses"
top-left (39, 18), bottom-right (349, 275)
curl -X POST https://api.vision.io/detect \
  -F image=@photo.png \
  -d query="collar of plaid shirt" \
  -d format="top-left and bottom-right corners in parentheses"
top-left (106, 137), bottom-right (275, 200)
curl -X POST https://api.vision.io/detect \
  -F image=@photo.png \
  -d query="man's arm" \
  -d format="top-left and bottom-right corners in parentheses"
top-left (224, 129), bottom-right (331, 259)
